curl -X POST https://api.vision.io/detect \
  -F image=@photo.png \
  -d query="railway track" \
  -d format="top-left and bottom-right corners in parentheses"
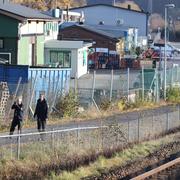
top-left (132, 157), bottom-right (180, 180)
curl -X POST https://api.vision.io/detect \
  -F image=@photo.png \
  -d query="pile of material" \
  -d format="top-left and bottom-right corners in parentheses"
top-left (0, 82), bottom-right (9, 117)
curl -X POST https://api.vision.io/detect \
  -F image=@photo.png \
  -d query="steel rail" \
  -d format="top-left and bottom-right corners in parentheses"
top-left (131, 157), bottom-right (180, 180)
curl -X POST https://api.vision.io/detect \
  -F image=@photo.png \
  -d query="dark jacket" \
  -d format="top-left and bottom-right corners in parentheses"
top-left (34, 99), bottom-right (48, 120)
top-left (12, 103), bottom-right (24, 121)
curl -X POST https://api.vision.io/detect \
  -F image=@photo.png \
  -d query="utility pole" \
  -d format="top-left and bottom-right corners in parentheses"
top-left (148, 0), bottom-right (153, 14)
top-left (164, 4), bottom-right (175, 99)
top-left (113, 0), bottom-right (116, 6)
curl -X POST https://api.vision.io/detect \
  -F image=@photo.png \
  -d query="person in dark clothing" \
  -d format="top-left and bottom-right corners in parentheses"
top-left (34, 94), bottom-right (48, 132)
top-left (9, 96), bottom-right (24, 135)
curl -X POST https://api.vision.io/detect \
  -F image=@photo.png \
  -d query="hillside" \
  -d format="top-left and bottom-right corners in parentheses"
top-left (87, 0), bottom-right (180, 15)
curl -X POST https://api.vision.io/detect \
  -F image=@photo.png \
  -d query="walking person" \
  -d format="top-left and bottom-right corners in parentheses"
top-left (9, 96), bottom-right (24, 135)
top-left (34, 93), bottom-right (48, 133)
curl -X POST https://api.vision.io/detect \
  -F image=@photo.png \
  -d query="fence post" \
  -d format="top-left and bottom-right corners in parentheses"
top-left (28, 73), bottom-right (38, 117)
top-left (152, 115), bottom-right (154, 136)
top-left (91, 71), bottom-right (100, 112)
top-left (179, 104), bottom-right (180, 122)
top-left (155, 68), bottom-right (159, 103)
top-left (116, 123), bottom-right (120, 147)
top-left (91, 70), bottom-right (96, 101)
top-left (127, 68), bottom-right (130, 102)
top-left (51, 128), bottom-right (55, 153)
top-left (171, 67), bottom-right (173, 86)
top-left (110, 69), bottom-right (114, 101)
top-left (166, 112), bottom-right (169, 131)
top-left (17, 131), bottom-right (21, 160)
top-left (128, 119), bottom-right (130, 142)
top-left (101, 119), bottom-right (103, 150)
top-left (142, 66), bottom-right (144, 101)
top-left (10, 141), bottom-right (13, 160)
top-left (74, 72), bottom-right (78, 95)
top-left (50, 77), bottom-right (60, 114)
top-left (137, 118), bottom-right (140, 142)
top-left (77, 124), bottom-right (80, 148)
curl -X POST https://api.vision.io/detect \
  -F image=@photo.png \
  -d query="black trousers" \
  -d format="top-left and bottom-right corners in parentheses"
top-left (37, 118), bottom-right (46, 132)
top-left (10, 119), bottom-right (22, 135)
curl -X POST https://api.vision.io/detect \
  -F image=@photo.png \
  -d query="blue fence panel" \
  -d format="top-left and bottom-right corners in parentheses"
top-left (28, 68), bottom-right (71, 101)
top-left (0, 64), bottom-right (28, 83)
top-left (0, 65), bottom-right (71, 96)
top-left (0, 65), bottom-right (4, 82)
top-left (5, 65), bottom-right (28, 84)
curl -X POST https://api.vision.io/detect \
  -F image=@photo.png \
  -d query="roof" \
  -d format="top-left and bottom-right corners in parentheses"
top-left (0, 1), bottom-right (56, 21)
top-left (45, 40), bottom-right (93, 49)
top-left (60, 23), bottom-right (127, 40)
top-left (70, 3), bottom-right (148, 14)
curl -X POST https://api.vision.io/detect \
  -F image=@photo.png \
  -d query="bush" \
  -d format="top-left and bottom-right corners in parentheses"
top-left (99, 98), bottom-right (111, 111)
top-left (117, 98), bottom-right (127, 111)
top-left (167, 87), bottom-right (180, 103)
top-left (56, 90), bottom-right (79, 117)
top-left (117, 96), bottom-right (154, 111)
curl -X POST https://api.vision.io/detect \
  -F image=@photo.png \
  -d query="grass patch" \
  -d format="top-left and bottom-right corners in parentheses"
top-left (49, 131), bottom-right (179, 179)
top-left (0, 128), bottom-right (179, 179)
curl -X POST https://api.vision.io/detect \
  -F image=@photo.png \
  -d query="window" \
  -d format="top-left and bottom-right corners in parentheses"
top-left (50, 51), bottom-right (71, 68)
top-left (0, 39), bottom-right (4, 49)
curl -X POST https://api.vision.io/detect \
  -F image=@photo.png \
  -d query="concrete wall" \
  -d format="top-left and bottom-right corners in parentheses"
top-left (20, 21), bottom-right (44, 35)
top-left (72, 5), bottom-right (147, 36)
top-left (77, 47), bottom-right (88, 78)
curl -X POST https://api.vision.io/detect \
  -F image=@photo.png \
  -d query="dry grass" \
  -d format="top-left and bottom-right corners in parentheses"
top-left (49, 131), bottom-right (180, 179)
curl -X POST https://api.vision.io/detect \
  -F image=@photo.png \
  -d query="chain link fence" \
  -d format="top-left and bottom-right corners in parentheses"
top-left (71, 66), bottom-right (180, 109)
top-left (0, 75), bottom-right (69, 122)
top-left (0, 104), bottom-right (179, 160)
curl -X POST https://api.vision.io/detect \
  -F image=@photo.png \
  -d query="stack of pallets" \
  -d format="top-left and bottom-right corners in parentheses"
top-left (0, 82), bottom-right (10, 117)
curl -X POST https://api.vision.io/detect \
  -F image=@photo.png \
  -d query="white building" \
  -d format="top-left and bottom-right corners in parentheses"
top-left (47, 8), bottom-right (84, 23)
top-left (44, 40), bottom-right (92, 78)
top-left (70, 4), bottom-right (148, 37)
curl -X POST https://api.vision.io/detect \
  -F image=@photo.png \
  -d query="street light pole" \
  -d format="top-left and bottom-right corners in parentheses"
top-left (164, 6), bottom-right (167, 99)
top-left (164, 4), bottom-right (175, 100)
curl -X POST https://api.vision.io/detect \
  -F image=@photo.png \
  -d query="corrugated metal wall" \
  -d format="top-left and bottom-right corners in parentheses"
top-left (29, 67), bottom-right (71, 101)
top-left (0, 65), bottom-right (71, 97)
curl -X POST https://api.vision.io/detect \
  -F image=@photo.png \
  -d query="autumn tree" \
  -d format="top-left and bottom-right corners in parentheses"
top-left (12, 0), bottom-right (86, 10)
top-left (149, 13), bottom-right (165, 30)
